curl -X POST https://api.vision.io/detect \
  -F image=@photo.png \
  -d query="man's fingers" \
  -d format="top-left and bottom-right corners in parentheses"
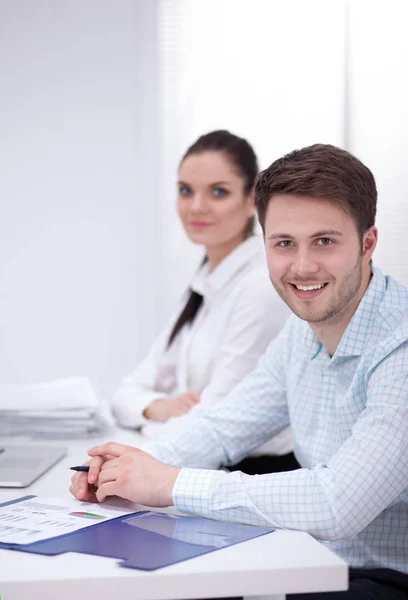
top-left (69, 479), bottom-right (98, 503)
top-left (71, 471), bottom-right (88, 497)
top-left (70, 453), bottom-right (124, 503)
top-left (96, 481), bottom-right (118, 503)
top-left (87, 456), bottom-right (104, 484)
top-left (98, 467), bottom-right (119, 486)
top-left (77, 489), bottom-right (98, 503)
top-left (88, 441), bottom-right (128, 459)
top-left (100, 458), bottom-right (120, 471)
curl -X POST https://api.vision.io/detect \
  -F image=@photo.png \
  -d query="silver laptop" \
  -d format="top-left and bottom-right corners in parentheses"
top-left (0, 444), bottom-right (67, 488)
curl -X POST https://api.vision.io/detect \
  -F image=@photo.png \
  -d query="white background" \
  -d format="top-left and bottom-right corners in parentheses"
top-left (0, 0), bottom-right (160, 395)
top-left (0, 0), bottom-right (407, 397)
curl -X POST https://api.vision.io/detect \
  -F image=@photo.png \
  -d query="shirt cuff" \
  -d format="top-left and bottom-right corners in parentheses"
top-left (172, 467), bottom-right (221, 516)
top-left (112, 390), bottom-right (168, 428)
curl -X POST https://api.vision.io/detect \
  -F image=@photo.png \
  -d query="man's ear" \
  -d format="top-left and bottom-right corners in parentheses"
top-left (363, 226), bottom-right (378, 261)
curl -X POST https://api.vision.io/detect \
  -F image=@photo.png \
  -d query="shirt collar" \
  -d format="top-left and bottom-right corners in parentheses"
top-left (191, 236), bottom-right (263, 300)
top-left (302, 265), bottom-right (386, 360)
top-left (334, 265), bottom-right (386, 358)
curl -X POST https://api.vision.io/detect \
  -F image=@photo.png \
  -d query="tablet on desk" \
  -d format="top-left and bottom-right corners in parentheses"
top-left (0, 444), bottom-right (66, 488)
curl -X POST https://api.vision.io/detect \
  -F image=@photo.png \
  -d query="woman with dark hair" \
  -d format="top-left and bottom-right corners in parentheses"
top-left (112, 130), bottom-right (297, 474)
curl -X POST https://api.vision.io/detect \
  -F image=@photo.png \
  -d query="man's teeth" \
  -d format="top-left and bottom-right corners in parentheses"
top-left (295, 283), bottom-right (326, 291)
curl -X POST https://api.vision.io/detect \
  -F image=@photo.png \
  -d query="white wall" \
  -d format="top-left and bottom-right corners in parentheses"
top-left (0, 1), bottom-right (160, 396)
top-left (347, 0), bottom-right (408, 283)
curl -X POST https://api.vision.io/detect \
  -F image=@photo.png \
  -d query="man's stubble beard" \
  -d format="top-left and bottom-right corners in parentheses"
top-left (270, 255), bottom-right (363, 325)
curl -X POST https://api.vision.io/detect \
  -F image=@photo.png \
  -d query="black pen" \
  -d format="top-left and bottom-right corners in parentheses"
top-left (70, 465), bottom-right (90, 472)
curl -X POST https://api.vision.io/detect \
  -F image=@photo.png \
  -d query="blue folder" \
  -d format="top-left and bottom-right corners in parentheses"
top-left (0, 496), bottom-right (274, 570)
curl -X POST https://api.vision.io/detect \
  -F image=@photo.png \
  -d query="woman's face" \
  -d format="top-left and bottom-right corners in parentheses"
top-left (177, 151), bottom-right (254, 252)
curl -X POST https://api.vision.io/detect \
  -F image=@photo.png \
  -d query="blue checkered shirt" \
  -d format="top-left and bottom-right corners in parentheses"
top-left (143, 267), bottom-right (408, 573)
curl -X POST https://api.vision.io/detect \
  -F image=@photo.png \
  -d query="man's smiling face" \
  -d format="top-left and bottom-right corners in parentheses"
top-left (264, 194), bottom-right (373, 326)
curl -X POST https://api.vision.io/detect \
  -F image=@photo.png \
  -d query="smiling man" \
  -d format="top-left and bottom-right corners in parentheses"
top-left (71, 144), bottom-right (408, 599)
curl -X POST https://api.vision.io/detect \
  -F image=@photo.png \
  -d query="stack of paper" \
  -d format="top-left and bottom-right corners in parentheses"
top-left (0, 377), bottom-right (113, 438)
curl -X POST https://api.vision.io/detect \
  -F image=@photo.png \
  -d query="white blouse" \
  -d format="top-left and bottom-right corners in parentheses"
top-left (112, 236), bottom-right (293, 455)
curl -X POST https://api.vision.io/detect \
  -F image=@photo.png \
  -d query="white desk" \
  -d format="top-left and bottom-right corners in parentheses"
top-left (0, 427), bottom-right (348, 600)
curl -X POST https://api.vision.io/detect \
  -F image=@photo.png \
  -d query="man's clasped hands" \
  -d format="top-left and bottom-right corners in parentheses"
top-left (69, 442), bottom-right (180, 508)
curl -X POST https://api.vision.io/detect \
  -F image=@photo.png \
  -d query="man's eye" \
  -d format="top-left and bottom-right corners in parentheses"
top-left (278, 240), bottom-right (293, 247)
top-left (317, 238), bottom-right (332, 245)
top-left (179, 186), bottom-right (192, 197)
top-left (212, 187), bottom-right (228, 198)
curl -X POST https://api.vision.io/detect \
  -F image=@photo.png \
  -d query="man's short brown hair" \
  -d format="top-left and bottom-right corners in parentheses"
top-left (255, 144), bottom-right (377, 240)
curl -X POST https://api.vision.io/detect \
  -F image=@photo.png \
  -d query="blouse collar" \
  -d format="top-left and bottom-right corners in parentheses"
top-left (191, 236), bottom-right (264, 300)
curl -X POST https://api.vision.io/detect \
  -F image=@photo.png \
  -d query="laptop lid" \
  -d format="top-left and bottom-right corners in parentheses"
top-left (0, 444), bottom-right (67, 488)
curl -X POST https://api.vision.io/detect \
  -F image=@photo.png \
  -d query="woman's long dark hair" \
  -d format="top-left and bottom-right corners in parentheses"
top-left (167, 130), bottom-right (258, 348)
top-left (167, 289), bottom-right (205, 347)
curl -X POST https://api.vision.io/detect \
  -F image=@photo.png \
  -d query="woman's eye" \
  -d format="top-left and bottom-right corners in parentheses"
top-left (179, 186), bottom-right (192, 197)
top-left (317, 238), bottom-right (332, 246)
top-left (212, 187), bottom-right (228, 198)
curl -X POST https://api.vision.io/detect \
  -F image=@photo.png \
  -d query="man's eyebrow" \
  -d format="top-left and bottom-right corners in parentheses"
top-left (177, 180), bottom-right (231, 186)
top-left (311, 229), bottom-right (344, 238)
top-left (268, 233), bottom-right (295, 240)
top-left (268, 229), bottom-right (344, 241)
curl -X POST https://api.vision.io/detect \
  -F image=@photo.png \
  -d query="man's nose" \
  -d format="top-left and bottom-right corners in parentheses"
top-left (290, 248), bottom-right (319, 276)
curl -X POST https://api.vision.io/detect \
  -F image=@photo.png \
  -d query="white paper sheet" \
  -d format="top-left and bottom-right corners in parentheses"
top-left (0, 377), bottom-right (114, 438)
top-left (0, 377), bottom-right (101, 411)
top-left (0, 496), bottom-right (136, 545)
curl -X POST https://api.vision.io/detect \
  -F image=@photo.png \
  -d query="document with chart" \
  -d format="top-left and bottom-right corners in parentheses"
top-left (0, 496), bottom-right (135, 545)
